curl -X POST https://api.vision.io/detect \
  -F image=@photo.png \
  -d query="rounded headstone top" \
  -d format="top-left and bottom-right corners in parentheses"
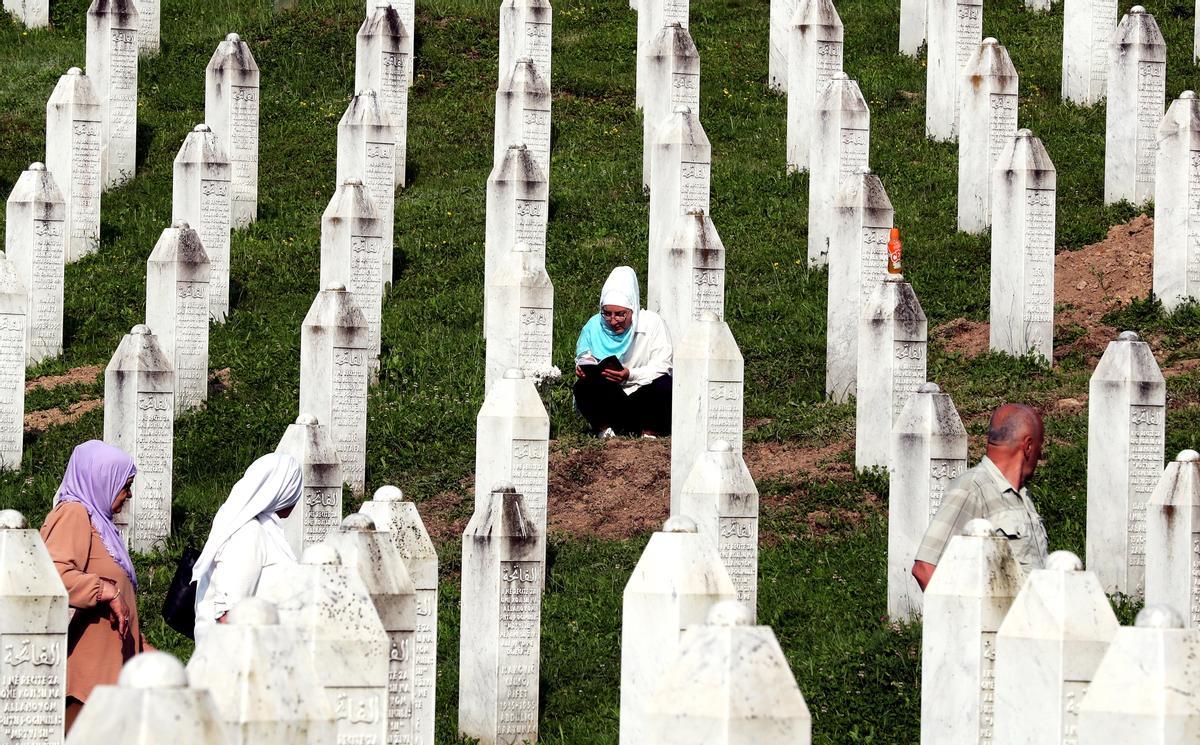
top-left (1016, 128), bottom-right (1033, 138)
top-left (228, 596), bottom-right (279, 626)
top-left (118, 652), bottom-right (188, 689)
top-left (672, 104), bottom-right (692, 114)
top-left (885, 273), bottom-right (905, 283)
top-left (67, 67), bottom-right (83, 76)
top-left (668, 20), bottom-right (683, 28)
top-left (343, 178), bottom-right (364, 187)
top-left (324, 281), bottom-right (348, 292)
top-left (982, 37), bottom-right (998, 45)
top-left (302, 543), bottom-right (341, 566)
top-left (831, 71), bottom-right (849, 80)
top-left (226, 32), bottom-right (241, 43)
top-left (131, 324), bottom-right (151, 335)
top-left (1045, 550), bottom-right (1083, 572)
top-left (508, 143), bottom-right (528, 152)
top-left (491, 481), bottom-right (516, 494)
top-left (296, 413), bottom-right (318, 426)
top-left (503, 369), bottom-right (525, 380)
top-left (1118, 330), bottom-right (1140, 342)
top-left (373, 485), bottom-right (404, 502)
top-left (1130, 4), bottom-right (1145, 12)
top-left (340, 513), bottom-right (376, 532)
top-left (918, 382), bottom-right (941, 394)
top-left (356, 89), bottom-right (378, 98)
top-left (698, 310), bottom-right (720, 323)
top-left (663, 515), bottom-right (698, 534)
top-left (963, 518), bottom-right (995, 537)
top-left (1182, 91), bottom-right (1196, 100)
top-left (1136, 605), bottom-right (1184, 629)
top-left (710, 440), bottom-right (732, 453)
top-left (1176, 449), bottom-right (1200, 463)
top-left (193, 124), bottom-right (211, 133)
top-left (172, 220), bottom-right (191, 231)
top-left (0, 510), bottom-right (28, 529)
top-left (706, 600), bottom-right (754, 627)
top-left (28, 162), bottom-right (45, 172)
top-left (517, 56), bottom-right (534, 64)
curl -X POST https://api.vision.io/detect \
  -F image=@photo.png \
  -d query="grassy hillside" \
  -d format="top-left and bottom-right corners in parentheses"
top-left (1, 0), bottom-right (1199, 741)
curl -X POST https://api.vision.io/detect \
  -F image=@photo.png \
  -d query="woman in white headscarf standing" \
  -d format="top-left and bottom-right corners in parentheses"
top-left (192, 453), bottom-right (303, 640)
top-left (573, 266), bottom-right (673, 437)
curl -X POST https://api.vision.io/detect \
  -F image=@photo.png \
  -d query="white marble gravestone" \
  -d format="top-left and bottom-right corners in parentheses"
top-left (336, 91), bottom-right (396, 288)
top-left (1146, 450), bottom-right (1200, 628)
top-left (357, 8), bottom-right (411, 188)
top-left (0, 257), bottom-right (25, 471)
top-left (645, 601), bottom-right (812, 744)
top-left (495, 59), bottom-right (551, 183)
top-left (475, 370), bottom-right (549, 565)
top-left (827, 168), bottom-right (891, 401)
top-left (300, 284), bottom-right (369, 496)
top-left (655, 210), bottom-right (725, 345)
top-left (6, 163), bottom-right (66, 366)
top-left (1086, 330), bottom-right (1165, 598)
top-left (785, 0), bottom-right (843, 173)
top-left (649, 106), bottom-right (711, 282)
top-left (86, 0), bottom-right (139, 190)
top-left (1153, 91), bottom-right (1200, 311)
top-left (275, 414), bottom-right (344, 555)
top-left (485, 250), bottom-right (555, 393)
top-left (856, 273), bottom-right (927, 471)
top-left (808, 73), bottom-right (869, 267)
top-left (258, 544), bottom-right (390, 745)
top-left (925, 0), bottom-right (982, 141)
top-left (3, 0), bottom-right (47, 27)
top-left (172, 124), bottom-right (232, 323)
top-left (187, 598), bottom-right (335, 744)
top-left (319, 180), bottom-right (385, 368)
top-left (678, 443), bottom-right (759, 617)
top-left (769, 0), bottom-right (797, 90)
top-left (0, 509), bottom-right (68, 744)
top-left (327, 514), bottom-right (420, 745)
top-left (958, 39), bottom-right (1018, 234)
top-left (368, 0), bottom-right (415, 84)
top-left (104, 325), bottom-right (173, 551)
top-left (145, 222), bottom-right (210, 415)
top-left (671, 312), bottom-right (744, 512)
top-left (642, 23), bottom-right (700, 191)
top-left (993, 551), bottom-right (1120, 745)
top-left (134, 0), bottom-right (158, 55)
top-left (990, 129), bottom-right (1057, 362)
top-left (888, 382), bottom-right (968, 622)
top-left (1077, 605), bottom-right (1200, 742)
top-left (1103, 6), bottom-right (1165, 206)
top-left (499, 0), bottom-right (552, 90)
top-left (45, 68), bottom-right (102, 263)
top-left (619, 516), bottom-right (737, 745)
top-left (65, 652), bottom-right (227, 744)
top-left (484, 144), bottom-right (548, 319)
top-left (635, 0), bottom-right (689, 109)
top-left (899, 0), bottom-right (924, 55)
top-left (206, 33), bottom-right (260, 229)
top-left (358, 486), bottom-right (438, 745)
top-left (458, 484), bottom-right (542, 745)
top-left (920, 519), bottom-right (1024, 745)
top-left (1062, 0), bottom-right (1117, 106)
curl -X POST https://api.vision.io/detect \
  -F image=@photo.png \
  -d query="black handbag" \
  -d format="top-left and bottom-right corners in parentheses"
top-left (161, 547), bottom-right (200, 639)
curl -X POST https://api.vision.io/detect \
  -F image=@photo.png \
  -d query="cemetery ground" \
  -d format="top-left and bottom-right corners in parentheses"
top-left (2, 0), bottom-right (1200, 741)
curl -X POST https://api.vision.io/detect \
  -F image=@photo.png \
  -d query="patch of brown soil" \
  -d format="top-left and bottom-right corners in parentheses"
top-left (24, 399), bottom-right (103, 434)
top-left (1164, 358), bottom-right (1200, 377)
top-left (208, 368), bottom-right (233, 394)
top-left (26, 365), bottom-right (102, 393)
top-left (933, 317), bottom-right (990, 358)
top-left (1053, 397), bottom-right (1087, 415)
top-left (744, 440), bottom-right (853, 482)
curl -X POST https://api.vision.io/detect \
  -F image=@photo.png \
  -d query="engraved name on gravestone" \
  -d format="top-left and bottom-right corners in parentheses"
top-left (484, 145), bottom-right (548, 320)
top-left (671, 312), bottom-right (744, 512)
top-left (45, 68), bottom-right (102, 263)
top-left (458, 485), bottom-right (543, 745)
top-left (636, 0), bottom-right (690, 108)
top-left (1086, 331), bottom-right (1165, 598)
top-left (925, 0), bottom-right (982, 141)
top-left (0, 257), bottom-right (25, 471)
top-left (172, 125), bottom-right (232, 323)
top-left (86, 0), bottom-right (139, 189)
top-left (206, 33), bottom-right (261, 229)
top-left (104, 325), bottom-right (173, 551)
top-left (485, 250), bottom-right (555, 393)
top-left (1104, 6), bottom-right (1165, 207)
top-left (336, 91), bottom-right (396, 290)
top-left (655, 210), bottom-right (725, 345)
top-left (1153, 91), bottom-right (1200, 311)
top-left (134, 0), bottom-right (158, 55)
top-left (1146, 450), bottom-right (1200, 628)
top-left (145, 222), bottom-right (210, 414)
top-left (369, 0), bottom-right (416, 84)
top-left (827, 168), bottom-right (892, 402)
top-left (357, 8), bottom-right (411, 186)
top-left (957, 39), bottom-right (1018, 234)
top-left (495, 59), bottom-right (552, 184)
top-left (0, 509), bottom-right (68, 745)
top-left (276, 414), bottom-right (344, 555)
top-left (642, 23), bottom-right (700, 191)
top-left (856, 273), bottom-right (927, 470)
top-left (649, 106), bottom-right (711, 298)
top-left (6, 163), bottom-right (66, 366)
top-left (499, 0), bottom-right (552, 90)
top-left (299, 284), bottom-right (370, 496)
top-left (808, 73), bottom-right (869, 267)
top-left (1062, 0), bottom-right (1118, 105)
top-left (888, 383), bottom-right (968, 622)
top-left (320, 180), bottom-right (385, 370)
top-left (990, 130), bottom-right (1057, 362)
top-left (786, 0), bottom-right (843, 173)
top-left (359, 486), bottom-right (438, 745)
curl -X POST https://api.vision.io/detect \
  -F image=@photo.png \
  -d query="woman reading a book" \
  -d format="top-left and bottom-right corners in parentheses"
top-left (574, 265), bottom-right (673, 437)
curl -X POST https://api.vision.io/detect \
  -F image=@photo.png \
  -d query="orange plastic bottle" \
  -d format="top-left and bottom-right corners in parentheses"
top-left (887, 227), bottom-right (902, 274)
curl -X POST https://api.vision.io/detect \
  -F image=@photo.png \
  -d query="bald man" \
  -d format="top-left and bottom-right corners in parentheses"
top-left (911, 404), bottom-right (1049, 590)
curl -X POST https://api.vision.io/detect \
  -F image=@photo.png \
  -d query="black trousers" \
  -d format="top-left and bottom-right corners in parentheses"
top-left (574, 373), bottom-right (672, 435)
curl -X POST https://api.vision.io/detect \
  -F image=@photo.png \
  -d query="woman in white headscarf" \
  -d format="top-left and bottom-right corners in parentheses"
top-left (192, 453), bottom-right (303, 638)
top-left (574, 266), bottom-right (673, 437)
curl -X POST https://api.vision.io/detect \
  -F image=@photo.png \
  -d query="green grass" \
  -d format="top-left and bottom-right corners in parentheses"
top-left (2, 0), bottom-right (1200, 741)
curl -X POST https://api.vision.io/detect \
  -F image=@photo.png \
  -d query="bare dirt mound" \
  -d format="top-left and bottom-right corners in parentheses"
top-left (24, 399), bottom-right (103, 434)
top-left (26, 365), bottom-right (102, 393)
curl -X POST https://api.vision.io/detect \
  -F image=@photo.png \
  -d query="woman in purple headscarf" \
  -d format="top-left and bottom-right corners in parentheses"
top-left (39, 440), bottom-right (146, 732)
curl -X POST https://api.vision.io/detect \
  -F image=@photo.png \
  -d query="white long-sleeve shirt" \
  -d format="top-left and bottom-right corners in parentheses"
top-left (194, 518), bottom-right (294, 637)
top-left (621, 310), bottom-right (673, 394)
